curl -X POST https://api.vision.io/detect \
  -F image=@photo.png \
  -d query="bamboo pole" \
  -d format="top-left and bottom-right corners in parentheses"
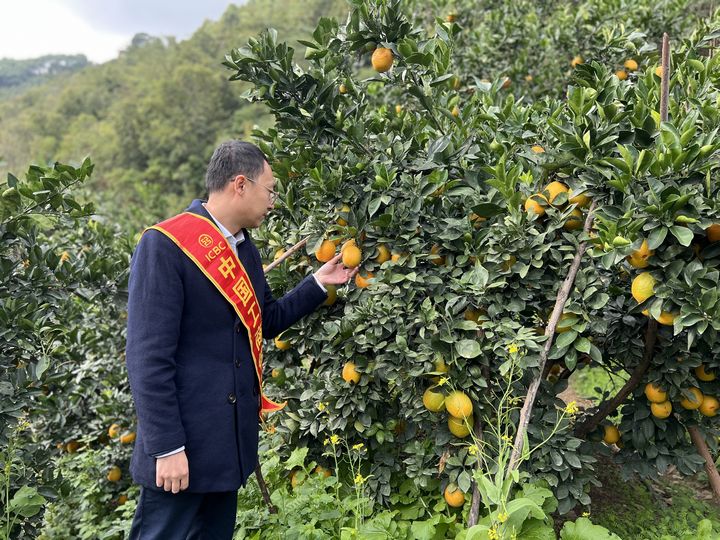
top-left (508, 202), bottom-right (597, 472)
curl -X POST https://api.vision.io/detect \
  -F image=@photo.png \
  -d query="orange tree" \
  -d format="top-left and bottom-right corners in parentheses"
top-left (225, 0), bottom-right (720, 518)
top-left (0, 160), bottom-right (133, 536)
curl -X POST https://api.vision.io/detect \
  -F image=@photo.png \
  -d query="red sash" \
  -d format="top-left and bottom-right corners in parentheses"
top-left (149, 212), bottom-right (284, 417)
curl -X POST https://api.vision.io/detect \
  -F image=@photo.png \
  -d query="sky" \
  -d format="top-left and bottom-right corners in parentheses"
top-left (0, 0), bottom-right (242, 63)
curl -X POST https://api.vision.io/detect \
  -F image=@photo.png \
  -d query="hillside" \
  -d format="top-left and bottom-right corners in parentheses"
top-left (0, 0), bottom-right (346, 222)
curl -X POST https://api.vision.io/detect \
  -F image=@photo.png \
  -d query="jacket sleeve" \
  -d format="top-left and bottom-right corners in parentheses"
top-left (125, 229), bottom-right (187, 456)
top-left (261, 273), bottom-right (328, 339)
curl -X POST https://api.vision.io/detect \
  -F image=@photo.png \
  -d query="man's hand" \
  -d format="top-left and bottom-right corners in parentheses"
top-left (156, 451), bottom-right (189, 493)
top-left (314, 253), bottom-right (359, 287)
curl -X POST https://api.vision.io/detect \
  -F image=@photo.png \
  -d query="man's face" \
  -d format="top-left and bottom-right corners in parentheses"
top-left (236, 161), bottom-right (276, 228)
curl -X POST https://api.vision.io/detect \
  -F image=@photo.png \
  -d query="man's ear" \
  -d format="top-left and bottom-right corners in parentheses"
top-left (232, 174), bottom-right (247, 195)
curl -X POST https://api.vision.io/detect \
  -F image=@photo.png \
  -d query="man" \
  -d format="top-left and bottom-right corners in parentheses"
top-left (125, 140), bottom-right (356, 538)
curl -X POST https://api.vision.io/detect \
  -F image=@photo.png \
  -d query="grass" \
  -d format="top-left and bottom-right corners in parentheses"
top-left (586, 458), bottom-right (719, 539)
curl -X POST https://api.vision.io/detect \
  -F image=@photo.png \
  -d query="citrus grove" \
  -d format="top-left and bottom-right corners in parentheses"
top-left (225, 0), bottom-right (720, 531)
top-left (1, 0), bottom-right (719, 537)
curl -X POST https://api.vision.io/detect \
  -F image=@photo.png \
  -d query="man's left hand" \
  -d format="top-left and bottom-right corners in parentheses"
top-left (314, 253), bottom-right (359, 286)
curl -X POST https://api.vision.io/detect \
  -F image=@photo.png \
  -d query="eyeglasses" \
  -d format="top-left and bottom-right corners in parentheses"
top-left (245, 177), bottom-right (278, 203)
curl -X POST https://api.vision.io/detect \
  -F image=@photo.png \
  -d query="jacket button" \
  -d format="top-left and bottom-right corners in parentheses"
top-left (227, 393), bottom-right (237, 404)
top-left (235, 325), bottom-right (242, 334)
top-left (235, 358), bottom-right (241, 367)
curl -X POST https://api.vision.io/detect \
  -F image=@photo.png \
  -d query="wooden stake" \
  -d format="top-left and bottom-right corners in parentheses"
top-left (263, 237), bottom-right (309, 273)
top-left (508, 203), bottom-right (597, 472)
top-left (688, 426), bottom-right (720, 506)
top-left (660, 33), bottom-right (670, 123)
top-left (252, 235), bottom-right (309, 514)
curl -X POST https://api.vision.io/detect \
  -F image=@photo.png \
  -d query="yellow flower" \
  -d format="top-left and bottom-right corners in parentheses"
top-left (582, 511), bottom-right (590, 517)
top-left (501, 434), bottom-right (513, 443)
top-left (317, 402), bottom-right (327, 412)
top-left (437, 376), bottom-right (449, 387)
top-left (564, 401), bottom-right (579, 415)
top-left (352, 443), bottom-right (365, 451)
top-left (354, 473), bottom-right (366, 485)
top-left (507, 343), bottom-right (519, 354)
top-left (468, 444), bottom-right (479, 456)
top-left (323, 438), bottom-right (331, 446)
top-left (498, 511), bottom-right (509, 523)
top-left (487, 525), bottom-right (499, 540)
top-left (330, 434), bottom-right (340, 445)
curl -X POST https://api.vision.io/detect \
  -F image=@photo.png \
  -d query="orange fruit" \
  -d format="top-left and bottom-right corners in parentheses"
top-left (339, 84), bottom-right (347, 94)
top-left (571, 55), bottom-right (584, 67)
top-left (627, 240), bottom-right (654, 269)
top-left (445, 13), bottom-right (457, 23)
top-left (371, 48), bottom-right (394, 73)
top-left (423, 388), bottom-right (446, 412)
top-left (699, 396), bottom-right (719, 417)
top-left (679, 387), bottom-right (704, 410)
top-left (568, 189), bottom-right (591, 208)
top-left (290, 469), bottom-right (306, 488)
top-left (274, 336), bottom-right (291, 350)
top-left (654, 311), bottom-right (676, 326)
top-left (603, 425), bottom-right (620, 444)
top-left (342, 245), bottom-right (362, 268)
top-left (564, 209), bottom-right (583, 231)
top-left (451, 106), bottom-right (460, 117)
top-left (429, 244), bottom-right (445, 266)
top-left (323, 285), bottom-right (337, 306)
top-left (108, 424), bottom-right (121, 438)
top-left (444, 483), bottom-right (465, 507)
top-left (651, 400), bottom-right (672, 419)
top-left (615, 70), bottom-right (628, 80)
top-left (336, 205), bottom-right (350, 226)
top-left (624, 59), bottom-right (638, 71)
top-left (107, 466), bottom-right (122, 482)
top-left (374, 244), bottom-right (391, 264)
top-left (655, 66), bottom-right (664, 77)
top-left (644, 383), bottom-right (667, 403)
top-left (706, 224), bottom-right (720, 243)
top-left (65, 441), bottom-right (80, 454)
top-left (524, 194), bottom-right (547, 216)
top-left (315, 240), bottom-right (336, 262)
top-left (355, 272), bottom-right (374, 288)
top-left (117, 494), bottom-right (129, 506)
top-left (448, 415), bottom-right (472, 437)
top-left (543, 181), bottom-right (569, 204)
top-left (120, 432), bottom-right (136, 445)
top-left (342, 362), bottom-right (361, 384)
top-left (695, 365), bottom-right (716, 382)
top-left (315, 465), bottom-right (332, 478)
top-left (531, 145), bottom-right (545, 154)
top-left (631, 272), bottom-right (656, 303)
top-left (445, 391), bottom-right (473, 419)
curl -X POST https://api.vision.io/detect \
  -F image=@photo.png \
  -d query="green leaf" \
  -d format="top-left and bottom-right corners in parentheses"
top-left (554, 330), bottom-right (578, 350)
top-left (669, 226), bottom-right (693, 246)
top-left (456, 339), bottom-right (481, 359)
top-left (560, 517), bottom-right (622, 540)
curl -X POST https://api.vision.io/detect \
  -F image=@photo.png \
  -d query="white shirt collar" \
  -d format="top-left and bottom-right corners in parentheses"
top-left (202, 203), bottom-right (245, 246)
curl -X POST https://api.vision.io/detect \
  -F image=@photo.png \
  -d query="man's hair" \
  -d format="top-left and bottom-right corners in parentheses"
top-left (205, 140), bottom-right (268, 193)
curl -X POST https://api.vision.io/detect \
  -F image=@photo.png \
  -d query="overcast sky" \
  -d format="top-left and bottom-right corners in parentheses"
top-left (0, 0), bottom-right (243, 63)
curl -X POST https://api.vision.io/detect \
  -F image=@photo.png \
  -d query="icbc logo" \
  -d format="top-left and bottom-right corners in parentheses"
top-left (198, 234), bottom-right (213, 248)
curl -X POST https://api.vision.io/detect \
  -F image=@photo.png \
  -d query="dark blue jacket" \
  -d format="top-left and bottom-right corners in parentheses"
top-left (126, 199), bottom-right (327, 492)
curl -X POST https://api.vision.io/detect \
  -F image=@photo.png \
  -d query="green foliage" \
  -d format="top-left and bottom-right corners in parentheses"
top-left (225, 0), bottom-right (720, 518)
top-left (234, 434), bottom-right (459, 539)
top-left (559, 517), bottom-right (622, 540)
top-left (0, 55), bottom-right (89, 98)
top-left (38, 449), bottom-right (137, 540)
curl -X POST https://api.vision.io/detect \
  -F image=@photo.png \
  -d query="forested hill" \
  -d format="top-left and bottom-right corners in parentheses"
top-left (0, 0), bottom-right (346, 222)
top-left (0, 55), bottom-right (90, 98)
